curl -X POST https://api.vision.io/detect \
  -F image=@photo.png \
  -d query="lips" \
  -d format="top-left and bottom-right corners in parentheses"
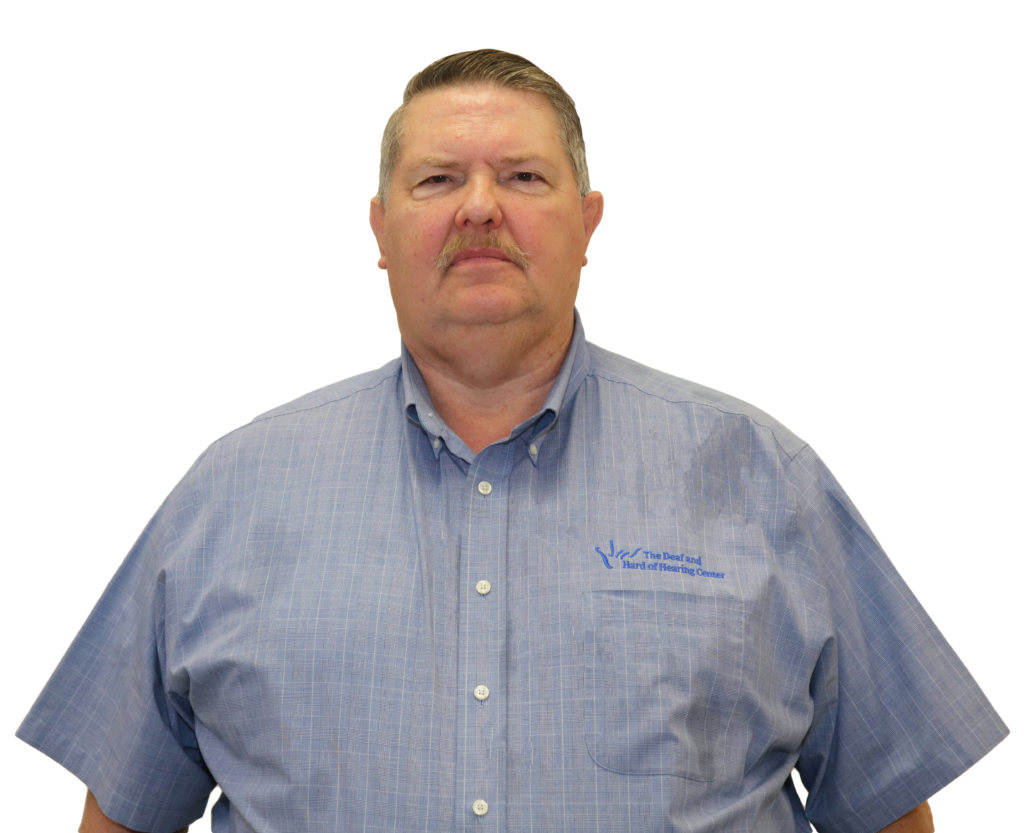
top-left (449, 247), bottom-right (511, 265)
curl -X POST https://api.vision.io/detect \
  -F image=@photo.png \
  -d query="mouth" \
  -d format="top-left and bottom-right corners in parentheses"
top-left (449, 247), bottom-right (512, 266)
top-left (435, 234), bottom-right (530, 275)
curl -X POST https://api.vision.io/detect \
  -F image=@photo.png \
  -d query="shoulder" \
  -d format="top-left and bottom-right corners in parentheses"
top-left (188, 358), bottom-right (403, 471)
top-left (583, 342), bottom-right (808, 463)
top-left (250, 358), bottom-right (403, 424)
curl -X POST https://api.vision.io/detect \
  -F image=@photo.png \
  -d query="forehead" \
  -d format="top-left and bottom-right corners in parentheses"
top-left (399, 84), bottom-right (564, 162)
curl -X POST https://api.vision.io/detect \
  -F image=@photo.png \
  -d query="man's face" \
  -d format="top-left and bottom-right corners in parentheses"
top-left (370, 84), bottom-right (603, 352)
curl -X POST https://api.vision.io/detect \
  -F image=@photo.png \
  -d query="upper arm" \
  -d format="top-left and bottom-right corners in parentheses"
top-left (788, 448), bottom-right (1006, 830)
top-left (80, 791), bottom-right (189, 833)
top-left (16, 460), bottom-right (216, 829)
top-left (875, 801), bottom-right (934, 833)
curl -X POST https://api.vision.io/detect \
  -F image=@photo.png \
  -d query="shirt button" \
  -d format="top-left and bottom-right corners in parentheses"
top-left (475, 579), bottom-right (491, 595)
top-left (477, 480), bottom-right (492, 496)
top-left (472, 799), bottom-right (489, 816)
top-left (529, 443), bottom-right (538, 456)
top-left (433, 438), bottom-right (441, 449)
top-left (474, 684), bottom-right (490, 701)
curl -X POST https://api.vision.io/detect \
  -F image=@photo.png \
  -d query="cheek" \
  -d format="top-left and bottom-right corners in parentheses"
top-left (523, 213), bottom-right (585, 265)
top-left (387, 212), bottom-right (448, 266)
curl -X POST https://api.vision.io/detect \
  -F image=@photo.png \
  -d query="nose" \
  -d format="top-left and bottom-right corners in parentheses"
top-left (455, 174), bottom-right (503, 230)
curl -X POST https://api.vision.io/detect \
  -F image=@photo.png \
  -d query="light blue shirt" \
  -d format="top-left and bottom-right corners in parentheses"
top-left (18, 313), bottom-right (1007, 832)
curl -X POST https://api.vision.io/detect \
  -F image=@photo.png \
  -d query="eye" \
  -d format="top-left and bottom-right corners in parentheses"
top-left (423, 175), bottom-right (451, 184)
top-left (513, 172), bottom-right (540, 182)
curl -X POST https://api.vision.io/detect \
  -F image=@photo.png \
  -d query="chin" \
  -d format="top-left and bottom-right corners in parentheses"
top-left (444, 288), bottom-right (541, 328)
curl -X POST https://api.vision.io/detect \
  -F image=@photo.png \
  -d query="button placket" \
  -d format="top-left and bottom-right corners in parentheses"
top-left (458, 451), bottom-right (510, 830)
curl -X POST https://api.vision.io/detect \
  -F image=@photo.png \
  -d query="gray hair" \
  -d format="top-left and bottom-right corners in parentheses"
top-left (377, 49), bottom-right (590, 206)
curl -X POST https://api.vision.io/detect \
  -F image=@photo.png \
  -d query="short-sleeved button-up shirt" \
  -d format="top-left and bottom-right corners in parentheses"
top-left (19, 313), bottom-right (1007, 833)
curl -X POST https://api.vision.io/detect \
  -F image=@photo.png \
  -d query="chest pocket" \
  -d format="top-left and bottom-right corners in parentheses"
top-left (583, 589), bottom-right (745, 782)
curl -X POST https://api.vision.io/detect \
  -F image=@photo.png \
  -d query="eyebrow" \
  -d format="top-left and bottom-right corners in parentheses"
top-left (414, 157), bottom-right (459, 170)
top-left (499, 155), bottom-right (546, 166)
top-left (412, 154), bottom-right (551, 171)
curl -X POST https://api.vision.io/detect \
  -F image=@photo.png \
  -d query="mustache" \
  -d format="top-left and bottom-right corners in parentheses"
top-left (434, 233), bottom-right (530, 275)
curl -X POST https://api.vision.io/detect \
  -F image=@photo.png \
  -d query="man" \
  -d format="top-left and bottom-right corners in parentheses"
top-left (19, 49), bottom-right (1006, 833)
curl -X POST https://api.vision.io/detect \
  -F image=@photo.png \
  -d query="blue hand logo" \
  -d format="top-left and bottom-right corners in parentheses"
top-left (594, 539), bottom-right (641, 569)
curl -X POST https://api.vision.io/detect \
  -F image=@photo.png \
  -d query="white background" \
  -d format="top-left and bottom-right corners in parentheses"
top-left (2, 2), bottom-right (1020, 830)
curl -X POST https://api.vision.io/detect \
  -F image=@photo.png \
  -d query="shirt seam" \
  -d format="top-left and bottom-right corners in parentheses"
top-left (183, 370), bottom-right (402, 470)
top-left (249, 371), bottom-right (399, 425)
top-left (782, 440), bottom-right (815, 471)
top-left (587, 369), bottom-right (809, 465)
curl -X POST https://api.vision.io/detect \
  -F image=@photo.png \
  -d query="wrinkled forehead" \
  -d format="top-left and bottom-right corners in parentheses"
top-left (406, 82), bottom-right (553, 117)
top-left (403, 84), bottom-right (557, 131)
top-left (398, 84), bottom-right (563, 161)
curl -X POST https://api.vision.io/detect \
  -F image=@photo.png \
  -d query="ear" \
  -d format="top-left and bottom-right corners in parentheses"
top-left (580, 190), bottom-right (604, 267)
top-left (370, 196), bottom-right (388, 270)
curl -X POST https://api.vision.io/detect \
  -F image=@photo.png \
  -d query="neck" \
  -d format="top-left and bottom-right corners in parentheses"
top-left (404, 317), bottom-right (574, 454)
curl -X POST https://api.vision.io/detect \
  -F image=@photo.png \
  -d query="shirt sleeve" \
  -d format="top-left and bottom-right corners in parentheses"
top-left (787, 445), bottom-right (1008, 833)
top-left (16, 454), bottom-right (216, 833)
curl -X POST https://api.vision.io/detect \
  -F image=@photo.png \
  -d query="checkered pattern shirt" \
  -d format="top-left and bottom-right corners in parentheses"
top-left (19, 312), bottom-right (1007, 832)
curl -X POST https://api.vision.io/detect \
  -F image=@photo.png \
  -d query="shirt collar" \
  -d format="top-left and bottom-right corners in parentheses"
top-left (402, 308), bottom-right (591, 466)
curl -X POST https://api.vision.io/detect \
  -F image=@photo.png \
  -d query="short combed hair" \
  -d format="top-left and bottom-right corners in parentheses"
top-left (377, 49), bottom-right (590, 206)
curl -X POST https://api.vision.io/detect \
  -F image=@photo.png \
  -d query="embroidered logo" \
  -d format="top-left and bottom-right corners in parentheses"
top-left (593, 539), bottom-right (726, 579)
top-left (594, 540), bottom-right (641, 569)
